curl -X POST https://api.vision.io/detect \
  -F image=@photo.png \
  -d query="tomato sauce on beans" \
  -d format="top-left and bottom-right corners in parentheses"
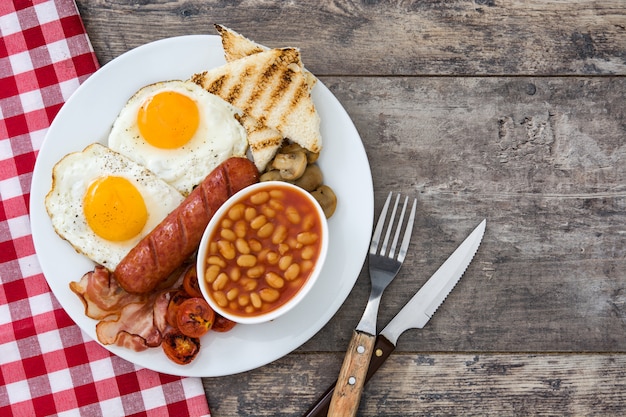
top-left (202, 184), bottom-right (323, 318)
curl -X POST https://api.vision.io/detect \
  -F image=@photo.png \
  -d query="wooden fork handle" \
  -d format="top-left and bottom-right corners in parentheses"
top-left (327, 330), bottom-right (376, 417)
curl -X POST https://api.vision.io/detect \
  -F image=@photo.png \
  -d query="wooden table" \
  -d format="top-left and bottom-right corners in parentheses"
top-left (75, 1), bottom-right (626, 415)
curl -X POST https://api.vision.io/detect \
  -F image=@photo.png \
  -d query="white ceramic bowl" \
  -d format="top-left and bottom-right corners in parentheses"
top-left (197, 181), bottom-right (329, 325)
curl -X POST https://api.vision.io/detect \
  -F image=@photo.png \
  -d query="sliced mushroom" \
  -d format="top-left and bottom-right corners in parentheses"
top-left (292, 164), bottom-right (323, 192)
top-left (277, 142), bottom-right (319, 164)
top-left (280, 143), bottom-right (304, 154)
top-left (260, 170), bottom-right (283, 182)
top-left (306, 151), bottom-right (319, 164)
top-left (311, 185), bottom-right (337, 218)
top-left (272, 151), bottom-right (307, 181)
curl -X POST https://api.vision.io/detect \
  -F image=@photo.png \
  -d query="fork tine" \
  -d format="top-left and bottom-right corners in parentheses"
top-left (379, 194), bottom-right (401, 256)
top-left (388, 196), bottom-right (409, 258)
top-left (369, 192), bottom-right (392, 254)
top-left (396, 198), bottom-right (417, 263)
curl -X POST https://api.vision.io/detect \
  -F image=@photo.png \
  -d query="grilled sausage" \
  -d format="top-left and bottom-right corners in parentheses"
top-left (114, 157), bottom-right (259, 294)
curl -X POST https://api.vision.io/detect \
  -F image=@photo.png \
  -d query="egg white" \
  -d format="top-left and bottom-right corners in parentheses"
top-left (45, 143), bottom-right (185, 271)
top-left (107, 80), bottom-right (248, 196)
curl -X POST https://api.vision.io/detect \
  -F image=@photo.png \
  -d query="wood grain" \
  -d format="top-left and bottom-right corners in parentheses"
top-left (328, 330), bottom-right (377, 417)
top-left (201, 75), bottom-right (626, 415)
top-left (301, 75), bottom-right (626, 353)
top-left (73, 1), bottom-right (626, 415)
top-left (203, 352), bottom-right (626, 416)
top-left (75, 0), bottom-right (626, 75)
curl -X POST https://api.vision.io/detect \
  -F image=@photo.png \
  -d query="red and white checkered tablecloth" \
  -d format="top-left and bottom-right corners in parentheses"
top-left (0, 1), bottom-right (211, 416)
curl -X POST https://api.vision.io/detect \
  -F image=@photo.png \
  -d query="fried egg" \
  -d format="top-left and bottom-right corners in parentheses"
top-left (45, 143), bottom-right (185, 270)
top-left (108, 80), bottom-right (248, 196)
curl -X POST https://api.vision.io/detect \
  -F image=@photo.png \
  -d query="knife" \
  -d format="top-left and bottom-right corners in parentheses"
top-left (303, 219), bottom-right (486, 417)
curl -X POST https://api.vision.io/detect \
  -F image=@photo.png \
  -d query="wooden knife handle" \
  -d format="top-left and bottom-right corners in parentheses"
top-left (327, 330), bottom-right (376, 417)
top-left (303, 335), bottom-right (396, 417)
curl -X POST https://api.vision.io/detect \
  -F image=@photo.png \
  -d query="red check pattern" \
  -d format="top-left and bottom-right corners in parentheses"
top-left (1, 1), bottom-right (211, 416)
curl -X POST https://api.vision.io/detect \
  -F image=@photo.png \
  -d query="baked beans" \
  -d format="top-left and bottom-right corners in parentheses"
top-left (201, 183), bottom-right (324, 318)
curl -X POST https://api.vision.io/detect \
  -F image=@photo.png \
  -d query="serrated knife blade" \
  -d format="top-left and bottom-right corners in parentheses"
top-left (302, 219), bottom-right (486, 417)
top-left (379, 218), bottom-right (486, 345)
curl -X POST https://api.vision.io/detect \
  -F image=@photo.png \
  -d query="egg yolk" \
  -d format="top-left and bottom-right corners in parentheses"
top-left (137, 90), bottom-right (200, 149)
top-left (83, 176), bottom-right (148, 241)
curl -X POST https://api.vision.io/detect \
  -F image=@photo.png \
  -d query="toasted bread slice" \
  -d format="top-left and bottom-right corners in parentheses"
top-left (236, 113), bottom-right (284, 171)
top-left (191, 47), bottom-right (322, 154)
top-left (215, 24), bottom-right (318, 89)
top-left (215, 24), bottom-right (266, 60)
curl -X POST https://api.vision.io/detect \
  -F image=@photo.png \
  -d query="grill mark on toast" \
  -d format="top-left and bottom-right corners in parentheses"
top-left (266, 62), bottom-right (296, 117)
top-left (276, 81), bottom-right (308, 135)
top-left (216, 24), bottom-right (266, 60)
top-left (243, 53), bottom-right (284, 116)
top-left (250, 136), bottom-right (283, 152)
top-left (259, 50), bottom-right (302, 131)
top-left (190, 71), bottom-right (206, 87)
top-left (190, 46), bottom-right (320, 154)
top-left (226, 65), bottom-right (255, 103)
top-left (203, 74), bottom-right (228, 96)
top-left (226, 82), bottom-right (242, 103)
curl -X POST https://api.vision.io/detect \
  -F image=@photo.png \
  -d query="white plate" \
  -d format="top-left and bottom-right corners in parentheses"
top-left (30, 35), bottom-right (373, 377)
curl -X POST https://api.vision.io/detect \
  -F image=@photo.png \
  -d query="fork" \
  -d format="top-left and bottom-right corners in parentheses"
top-left (328, 192), bottom-right (417, 417)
